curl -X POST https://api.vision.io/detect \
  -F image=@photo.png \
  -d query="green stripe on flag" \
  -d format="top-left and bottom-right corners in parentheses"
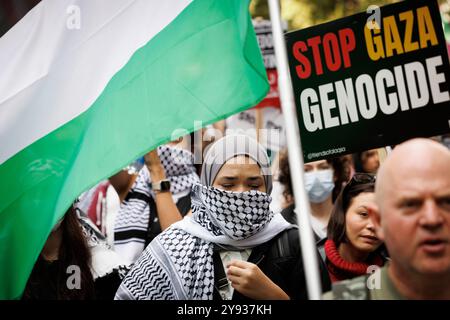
top-left (0, 0), bottom-right (268, 299)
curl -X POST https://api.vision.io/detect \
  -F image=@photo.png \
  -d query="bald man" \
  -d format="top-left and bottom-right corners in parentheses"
top-left (323, 138), bottom-right (450, 300)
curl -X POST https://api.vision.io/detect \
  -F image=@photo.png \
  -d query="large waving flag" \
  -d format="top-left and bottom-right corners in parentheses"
top-left (0, 0), bottom-right (268, 299)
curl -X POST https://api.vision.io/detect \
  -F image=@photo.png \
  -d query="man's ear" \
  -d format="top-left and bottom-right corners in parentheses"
top-left (367, 203), bottom-right (384, 241)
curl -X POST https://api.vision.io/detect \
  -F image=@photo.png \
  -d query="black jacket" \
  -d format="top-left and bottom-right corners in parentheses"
top-left (22, 257), bottom-right (123, 300)
top-left (212, 227), bottom-right (331, 300)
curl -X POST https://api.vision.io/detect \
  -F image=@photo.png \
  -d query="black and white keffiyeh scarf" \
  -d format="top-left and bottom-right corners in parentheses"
top-left (76, 211), bottom-right (130, 280)
top-left (114, 145), bottom-right (199, 264)
top-left (115, 183), bottom-right (292, 300)
top-left (190, 184), bottom-right (275, 240)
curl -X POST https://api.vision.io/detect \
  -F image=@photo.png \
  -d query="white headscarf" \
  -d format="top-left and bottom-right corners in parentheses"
top-left (201, 134), bottom-right (273, 193)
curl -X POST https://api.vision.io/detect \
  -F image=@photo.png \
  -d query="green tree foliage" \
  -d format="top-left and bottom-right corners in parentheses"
top-left (251, 0), bottom-right (399, 31)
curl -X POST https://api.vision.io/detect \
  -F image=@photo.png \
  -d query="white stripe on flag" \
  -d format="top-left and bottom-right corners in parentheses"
top-left (0, 0), bottom-right (191, 164)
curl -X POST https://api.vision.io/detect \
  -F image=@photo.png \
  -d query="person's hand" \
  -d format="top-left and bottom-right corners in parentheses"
top-left (144, 149), bottom-right (165, 181)
top-left (226, 260), bottom-right (290, 300)
top-left (143, 148), bottom-right (183, 229)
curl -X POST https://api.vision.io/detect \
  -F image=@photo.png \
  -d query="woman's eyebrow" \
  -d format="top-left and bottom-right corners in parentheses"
top-left (219, 176), bottom-right (238, 181)
top-left (247, 176), bottom-right (263, 181)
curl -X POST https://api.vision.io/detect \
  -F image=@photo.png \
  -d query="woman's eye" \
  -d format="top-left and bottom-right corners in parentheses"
top-left (358, 211), bottom-right (368, 217)
top-left (221, 184), bottom-right (234, 189)
top-left (249, 184), bottom-right (261, 189)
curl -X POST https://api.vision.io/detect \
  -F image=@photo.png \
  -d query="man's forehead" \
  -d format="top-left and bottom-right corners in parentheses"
top-left (384, 162), bottom-right (450, 198)
top-left (375, 139), bottom-right (450, 210)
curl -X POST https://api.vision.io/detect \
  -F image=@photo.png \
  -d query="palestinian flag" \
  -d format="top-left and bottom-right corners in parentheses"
top-left (0, 0), bottom-right (268, 299)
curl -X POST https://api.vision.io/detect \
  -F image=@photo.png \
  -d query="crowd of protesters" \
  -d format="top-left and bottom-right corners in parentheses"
top-left (22, 129), bottom-right (450, 300)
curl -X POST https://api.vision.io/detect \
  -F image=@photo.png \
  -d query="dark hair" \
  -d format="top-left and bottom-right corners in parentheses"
top-left (278, 150), bottom-right (351, 203)
top-left (23, 206), bottom-right (95, 300)
top-left (353, 150), bottom-right (380, 174)
top-left (352, 152), bottom-right (365, 173)
top-left (327, 173), bottom-right (375, 246)
top-left (328, 156), bottom-right (349, 202)
top-left (278, 149), bottom-right (293, 203)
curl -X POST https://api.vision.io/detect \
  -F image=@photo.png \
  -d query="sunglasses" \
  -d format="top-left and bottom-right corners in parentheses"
top-left (339, 173), bottom-right (376, 209)
top-left (344, 172), bottom-right (376, 191)
top-left (351, 172), bottom-right (376, 183)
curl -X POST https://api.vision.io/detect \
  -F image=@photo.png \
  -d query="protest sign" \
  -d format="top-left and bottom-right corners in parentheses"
top-left (286, 0), bottom-right (450, 161)
top-left (254, 19), bottom-right (287, 109)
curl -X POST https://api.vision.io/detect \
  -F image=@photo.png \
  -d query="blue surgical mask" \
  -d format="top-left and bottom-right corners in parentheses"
top-left (304, 169), bottom-right (335, 203)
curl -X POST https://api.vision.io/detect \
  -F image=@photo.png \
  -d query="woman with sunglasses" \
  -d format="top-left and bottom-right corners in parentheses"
top-left (321, 173), bottom-right (387, 283)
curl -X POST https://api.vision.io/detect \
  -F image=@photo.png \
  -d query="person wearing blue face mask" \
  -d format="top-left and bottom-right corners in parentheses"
top-left (304, 162), bottom-right (335, 203)
top-left (280, 155), bottom-right (349, 243)
top-left (303, 160), bottom-right (336, 241)
top-left (115, 134), bottom-right (331, 300)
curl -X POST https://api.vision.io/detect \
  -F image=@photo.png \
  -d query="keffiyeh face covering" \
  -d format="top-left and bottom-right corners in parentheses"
top-left (191, 183), bottom-right (273, 240)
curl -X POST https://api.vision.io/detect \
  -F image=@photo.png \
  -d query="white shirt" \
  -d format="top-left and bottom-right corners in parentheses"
top-left (218, 249), bottom-right (252, 300)
top-left (292, 207), bottom-right (328, 240)
top-left (309, 215), bottom-right (327, 240)
top-left (269, 180), bottom-right (285, 214)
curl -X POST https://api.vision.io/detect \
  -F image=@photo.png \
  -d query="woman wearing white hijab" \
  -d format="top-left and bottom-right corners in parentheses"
top-left (115, 134), bottom-right (330, 300)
